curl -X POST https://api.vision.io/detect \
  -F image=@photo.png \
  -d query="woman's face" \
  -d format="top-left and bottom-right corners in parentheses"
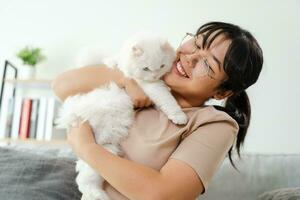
top-left (163, 33), bottom-right (232, 107)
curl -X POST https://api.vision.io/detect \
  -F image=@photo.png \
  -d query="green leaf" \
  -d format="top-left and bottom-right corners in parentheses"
top-left (16, 46), bottom-right (46, 67)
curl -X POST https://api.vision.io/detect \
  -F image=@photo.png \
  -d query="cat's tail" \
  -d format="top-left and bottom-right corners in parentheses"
top-left (74, 46), bottom-right (110, 67)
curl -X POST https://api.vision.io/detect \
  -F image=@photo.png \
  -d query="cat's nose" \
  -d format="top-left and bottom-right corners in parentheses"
top-left (143, 67), bottom-right (150, 71)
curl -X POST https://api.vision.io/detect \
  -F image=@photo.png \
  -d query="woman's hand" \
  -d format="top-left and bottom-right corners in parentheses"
top-left (67, 121), bottom-right (97, 160)
top-left (123, 78), bottom-right (153, 109)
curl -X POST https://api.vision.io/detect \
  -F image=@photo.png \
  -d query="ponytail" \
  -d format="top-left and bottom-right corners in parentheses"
top-left (213, 90), bottom-right (251, 170)
top-left (196, 22), bottom-right (263, 170)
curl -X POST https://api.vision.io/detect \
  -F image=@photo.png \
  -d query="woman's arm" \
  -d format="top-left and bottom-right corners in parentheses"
top-left (68, 122), bottom-right (204, 200)
top-left (51, 65), bottom-right (152, 107)
top-left (51, 65), bottom-right (125, 101)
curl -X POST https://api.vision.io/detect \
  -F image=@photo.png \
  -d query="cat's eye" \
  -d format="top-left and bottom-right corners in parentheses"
top-left (143, 67), bottom-right (150, 71)
top-left (160, 64), bottom-right (165, 68)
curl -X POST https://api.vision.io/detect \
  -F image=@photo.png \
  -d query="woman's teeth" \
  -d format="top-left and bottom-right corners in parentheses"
top-left (176, 61), bottom-right (189, 78)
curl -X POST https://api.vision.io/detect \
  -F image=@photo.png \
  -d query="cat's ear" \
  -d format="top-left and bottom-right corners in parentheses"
top-left (131, 45), bottom-right (144, 57)
top-left (161, 41), bottom-right (174, 53)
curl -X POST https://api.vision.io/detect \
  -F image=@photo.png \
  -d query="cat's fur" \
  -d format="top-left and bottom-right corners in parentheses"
top-left (57, 32), bottom-right (187, 200)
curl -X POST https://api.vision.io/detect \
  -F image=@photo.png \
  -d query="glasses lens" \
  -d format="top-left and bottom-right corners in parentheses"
top-left (180, 33), bottom-right (197, 53)
top-left (191, 59), bottom-right (210, 78)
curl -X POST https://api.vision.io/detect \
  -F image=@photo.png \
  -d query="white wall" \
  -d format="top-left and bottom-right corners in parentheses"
top-left (0, 0), bottom-right (299, 154)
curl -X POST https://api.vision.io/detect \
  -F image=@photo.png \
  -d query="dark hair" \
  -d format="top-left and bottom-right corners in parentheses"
top-left (196, 22), bottom-right (263, 170)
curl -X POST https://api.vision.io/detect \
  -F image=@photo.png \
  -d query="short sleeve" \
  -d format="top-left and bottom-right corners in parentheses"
top-left (169, 119), bottom-right (238, 194)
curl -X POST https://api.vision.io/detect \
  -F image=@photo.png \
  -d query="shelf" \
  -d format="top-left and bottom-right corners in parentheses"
top-left (5, 79), bottom-right (52, 84)
top-left (0, 138), bottom-right (68, 145)
top-left (4, 78), bottom-right (52, 88)
top-left (0, 62), bottom-right (60, 144)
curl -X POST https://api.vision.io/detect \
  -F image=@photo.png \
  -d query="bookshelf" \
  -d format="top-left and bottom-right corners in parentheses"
top-left (0, 60), bottom-right (66, 144)
top-left (0, 138), bottom-right (67, 145)
top-left (5, 79), bottom-right (52, 86)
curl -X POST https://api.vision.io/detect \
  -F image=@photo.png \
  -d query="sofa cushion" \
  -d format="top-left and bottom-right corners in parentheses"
top-left (0, 146), bottom-right (81, 200)
top-left (257, 187), bottom-right (300, 200)
top-left (199, 154), bottom-right (300, 200)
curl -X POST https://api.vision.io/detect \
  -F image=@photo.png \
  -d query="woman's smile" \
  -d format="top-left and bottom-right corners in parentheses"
top-left (171, 58), bottom-right (189, 79)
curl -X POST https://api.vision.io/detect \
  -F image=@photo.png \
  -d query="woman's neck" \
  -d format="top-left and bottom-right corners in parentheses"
top-left (171, 91), bottom-right (206, 108)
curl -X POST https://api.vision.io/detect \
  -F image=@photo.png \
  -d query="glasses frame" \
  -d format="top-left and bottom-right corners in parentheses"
top-left (179, 32), bottom-right (221, 81)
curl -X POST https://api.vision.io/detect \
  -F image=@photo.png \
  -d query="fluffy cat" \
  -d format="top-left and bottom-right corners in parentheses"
top-left (105, 32), bottom-right (187, 124)
top-left (57, 32), bottom-right (187, 200)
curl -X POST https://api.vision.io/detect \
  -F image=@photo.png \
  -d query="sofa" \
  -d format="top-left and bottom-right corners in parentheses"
top-left (200, 153), bottom-right (300, 200)
top-left (0, 142), bottom-right (299, 200)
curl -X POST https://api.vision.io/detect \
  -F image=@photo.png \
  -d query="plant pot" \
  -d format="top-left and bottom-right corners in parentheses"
top-left (19, 65), bottom-right (36, 79)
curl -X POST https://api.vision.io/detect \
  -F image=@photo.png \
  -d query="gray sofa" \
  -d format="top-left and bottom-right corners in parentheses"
top-left (200, 153), bottom-right (300, 200)
top-left (0, 142), bottom-right (299, 200)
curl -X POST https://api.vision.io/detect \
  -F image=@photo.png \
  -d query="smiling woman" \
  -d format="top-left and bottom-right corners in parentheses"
top-left (52, 21), bottom-right (263, 200)
top-left (163, 22), bottom-right (263, 168)
top-left (177, 33), bottom-right (223, 80)
top-left (163, 28), bottom-right (233, 109)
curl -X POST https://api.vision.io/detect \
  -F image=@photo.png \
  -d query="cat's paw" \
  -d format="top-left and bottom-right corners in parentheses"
top-left (82, 190), bottom-right (111, 200)
top-left (169, 112), bottom-right (188, 125)
top-left (56, 113), bottom-right (80, 129)
top-left (103, 144), bottom-right (123, 156)
top-left (80, 185), bottom-right (111, 200)
top-left (81, 194), bottom-right (91, 200)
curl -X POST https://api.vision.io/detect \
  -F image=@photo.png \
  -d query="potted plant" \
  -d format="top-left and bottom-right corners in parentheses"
top-left (16, 46), bottom-right (46, 79)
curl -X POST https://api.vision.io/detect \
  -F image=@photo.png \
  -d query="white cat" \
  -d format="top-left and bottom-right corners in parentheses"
top-left (58, 82), bottom-right (133, 200)
top-left (105, 32), bottom-right (187, 124)
top-left (57, 32), bottom-right (187, 200)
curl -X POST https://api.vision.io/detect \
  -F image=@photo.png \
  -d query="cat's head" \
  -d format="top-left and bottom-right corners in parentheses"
top-left (119, 32), bottom-right (176, 81)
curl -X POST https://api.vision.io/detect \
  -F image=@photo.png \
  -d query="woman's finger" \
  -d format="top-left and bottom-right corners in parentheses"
top-left (145, 99), bottom-right (153, 107)
top-left (133, 100), bottom-right (140, 108)
top-left (66, 121), bottom-right (97, 159)
top-left (137, 100), bottom-right (145, 108)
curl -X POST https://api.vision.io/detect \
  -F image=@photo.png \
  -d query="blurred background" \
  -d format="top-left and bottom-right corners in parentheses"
top-left (0, 0), bottom-right (299, 154)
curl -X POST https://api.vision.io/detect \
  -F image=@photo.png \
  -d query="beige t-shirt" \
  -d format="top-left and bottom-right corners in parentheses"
top-left (103, 105), bottom-right (239, 199)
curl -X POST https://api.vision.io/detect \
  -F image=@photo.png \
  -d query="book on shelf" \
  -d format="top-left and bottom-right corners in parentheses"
top-left (11, 96), bottom-right (23, 139)
top-left (6, 98), bottom-right (15, 137)
top-left (19, 98), bottom-right (33, 139)
top-left (0, 97), bottom-right (14, 139)
top-left (44, 98), bottom-right (61, 141)
top-left (29, 99), bottom-right (39, 139)
top-left (36, 97), bottom-right (48, 140)
top-left (0, 95), bottom-right (64, 141)
top-left (0, 82), bottom-right (14, 139)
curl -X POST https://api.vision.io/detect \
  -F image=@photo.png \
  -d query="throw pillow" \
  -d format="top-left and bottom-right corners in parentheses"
top-left (258, 187), bottom-right (300, 200)
top-left (0, 146), bottom-right (81, 200)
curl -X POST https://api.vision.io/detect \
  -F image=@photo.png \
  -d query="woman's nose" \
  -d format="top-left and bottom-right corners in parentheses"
top-left (182, 52), bottom-right (200, 68)
top-left (178, 45), bottom-right (196, 54)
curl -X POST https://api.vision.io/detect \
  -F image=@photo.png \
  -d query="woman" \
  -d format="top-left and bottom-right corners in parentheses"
top-left (52, 22), bottom-right (263, 200)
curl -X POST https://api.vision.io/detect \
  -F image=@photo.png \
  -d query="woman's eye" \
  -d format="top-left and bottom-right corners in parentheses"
top-left (195, 41), bottom-right (202, 50)
top-left (143, 67), bottom-right (150, 71)
top-left (204, 59), bottom-right (214, 73)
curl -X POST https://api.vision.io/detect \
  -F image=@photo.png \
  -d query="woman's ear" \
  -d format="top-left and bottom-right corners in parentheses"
top-left (212, 90), bottom-right (233, 100)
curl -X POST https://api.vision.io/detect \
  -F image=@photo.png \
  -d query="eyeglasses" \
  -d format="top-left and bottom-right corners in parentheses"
top-left (180, 32), bottom-right (202, 54)
top-left (179, 32), bottom-right (220, 81)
